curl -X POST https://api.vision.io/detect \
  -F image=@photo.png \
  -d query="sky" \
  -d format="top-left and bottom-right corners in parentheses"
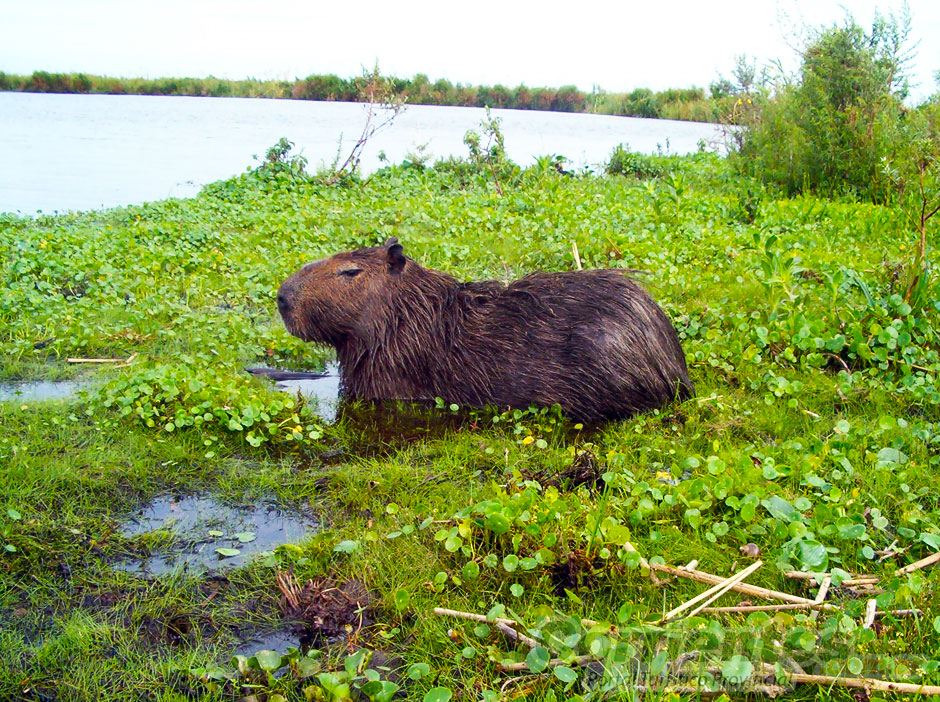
top-left (2, 0), bottom-right (939, 102)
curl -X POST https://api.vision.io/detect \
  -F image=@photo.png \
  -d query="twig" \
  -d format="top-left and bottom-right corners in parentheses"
top-left (699, 602), bottom-right (839, 614)
top-left (500, 674), bottom-right (543, 695)
top-left (784, 571), bottom-right (879, 587)
top-left (841, 577), bottom-right (880, 586)
top-left (624, 541), bottom-right (664, 585)
top-left (432, 607), bottom-right (515, 626)
top-left (572, 241), bottom-right (583, 270)
top-left (786, 673), bottom-right (940, 695)
top-left (822, 351), bottom-right (851, 374)
top-left (875, 608), bottom-right (922, 618)
top-left (863, 599), bottom-right (878, 629)
top-left (498, 654), bottom-right (595, 673)
top-left (496, 621), bottom-right (539, 649)
top-left (895, 551), bottom-right (940, 576)
top-left (814, 574), bottom-right (832, 603)
top-left (811, 574), bottom-right (831, 621)
top-left (656, 561), bottom-right (763, 625)
top-left (432, 607), bottom-right (597, 630)
top-left (66, 357), bottom-right (124, 363)
top-left (650, 562), bottom-right (815, 605)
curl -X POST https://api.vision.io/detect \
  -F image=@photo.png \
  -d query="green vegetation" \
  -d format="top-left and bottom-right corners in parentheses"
top-left (2, 127), bottom-right (940, 698)
top-left (2, 14), bottom-right (940, 699)
top-left (0, 68), bottom-right (722, 122)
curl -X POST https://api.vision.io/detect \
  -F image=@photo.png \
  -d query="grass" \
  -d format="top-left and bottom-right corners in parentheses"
top-left (1, 145), bottom-right (939, 700)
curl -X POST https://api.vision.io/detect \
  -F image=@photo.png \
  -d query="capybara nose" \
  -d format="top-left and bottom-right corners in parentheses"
top-left (276, 290), bottom-right (290, 312)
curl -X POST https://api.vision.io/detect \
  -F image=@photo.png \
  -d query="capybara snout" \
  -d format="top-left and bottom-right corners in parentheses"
top-left (278, 238), bottom-right (692, 423)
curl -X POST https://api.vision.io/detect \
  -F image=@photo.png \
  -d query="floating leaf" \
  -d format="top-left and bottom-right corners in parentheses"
top-left (234, 531), bottom-right (256, 543)
top-left (215, 547), bottom-right (240, 557)
top-left (254, 649), bottom-right (284, 672)
top-left (207, 529), bottom-right (224, 537)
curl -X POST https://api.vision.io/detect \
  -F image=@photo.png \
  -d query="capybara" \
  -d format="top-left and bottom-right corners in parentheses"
top-left (276, 238), bottom-right (693, 423)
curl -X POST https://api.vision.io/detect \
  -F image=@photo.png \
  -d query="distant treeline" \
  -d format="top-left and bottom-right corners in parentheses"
top-left (0, 70), bottom-right (723, 123)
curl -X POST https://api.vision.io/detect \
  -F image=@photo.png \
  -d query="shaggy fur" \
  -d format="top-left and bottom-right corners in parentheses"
top-left (277, 239), bottom-right (693, 423)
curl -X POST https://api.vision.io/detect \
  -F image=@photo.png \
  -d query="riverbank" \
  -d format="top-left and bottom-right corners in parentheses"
top-left (0, 69), bottom-right (724, 123)
top-left (2, 149), bottom-right (939, 699)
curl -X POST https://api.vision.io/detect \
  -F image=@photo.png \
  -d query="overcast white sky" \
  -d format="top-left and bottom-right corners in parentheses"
top-left (2, 0), bottom-right (938, 102)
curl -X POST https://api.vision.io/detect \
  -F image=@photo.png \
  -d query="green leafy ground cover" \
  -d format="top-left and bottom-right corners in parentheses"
top-left (1, 149), bottom-right (940, 701)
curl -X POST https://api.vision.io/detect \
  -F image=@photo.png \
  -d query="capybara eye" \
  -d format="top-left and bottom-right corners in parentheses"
top-left (338, 268), bottom-right (362, 278)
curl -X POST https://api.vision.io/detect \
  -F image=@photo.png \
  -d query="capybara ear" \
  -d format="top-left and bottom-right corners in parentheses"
top-left (387, 240), bottom-right (405, 273)
top-left (384, 237), bottom-right (399, 247)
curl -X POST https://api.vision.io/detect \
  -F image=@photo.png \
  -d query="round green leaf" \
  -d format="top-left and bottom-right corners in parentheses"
top-left (462, 561), bottom-right (480, 581)
top-left (423, 687), bottom-right (453, 702)
top-left (406, 662), bottom-right (430, 680)
top-left (393, 588), bottom-right (410, 610)
top-left (722, 655), bottom-right (753, 683)
top-left (215, 547), bottom-right (240, 557)
top-left (554, 665), bottom-right (578, 684)
top-left (254, 649), bottom-right (284, 672)
top-left (526, 646), bottom-right (550, 673)
top-left (333, 539), bottom-right (360, 553)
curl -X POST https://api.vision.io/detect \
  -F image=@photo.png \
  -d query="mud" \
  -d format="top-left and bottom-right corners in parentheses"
top-left (276, 571), bottom-right (374, 644)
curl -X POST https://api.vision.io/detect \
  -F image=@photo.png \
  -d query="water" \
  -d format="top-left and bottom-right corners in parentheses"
top-left (0, 380), bottom-right (85, 403)
top-left (116, 494), bottom-right (319, 576)
top-left (0, 92), bottom-right (724, 214)
top-left (232, 629), bottom-right (301, 658)
top-left (273, 364), bottom-right (341, 423)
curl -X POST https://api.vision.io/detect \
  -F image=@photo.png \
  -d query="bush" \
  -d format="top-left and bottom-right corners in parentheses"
top-left (733, 14), bottom-right (917, 202)
top-left (606, 144), bottom-right (664, 179)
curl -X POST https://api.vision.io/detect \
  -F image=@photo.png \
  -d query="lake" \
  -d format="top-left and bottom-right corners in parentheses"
top-left (0, 92), bottom-right (724, 214)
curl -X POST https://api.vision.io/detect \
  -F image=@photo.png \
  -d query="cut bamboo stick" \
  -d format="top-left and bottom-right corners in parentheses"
top-left (786, 673), bottom-right (940, 695)
top-left (496, 622), bottom-right (539, 649)
top-left (863, 599), bottom-right (878, 629)
top-left (699, 602), bottom-right (839, 614)
top-left (66, 357), bottom-right (124, 363)
top-left (784, 570), bottom-right (879, 586)
top-left (432, 606), bottom-right (598, 630)
top-left (649, 562), bottom-right (815, 605)
top-left (656, 561), bottom-right (763, 625)
top-left (498, 654), bottom-right (594, 673)
top-left (433, 607), bottom-right (515, 627)
top-left (895, 551), bottom-right (940, 576)
top-left (811, 574), bottom-right (831, 622)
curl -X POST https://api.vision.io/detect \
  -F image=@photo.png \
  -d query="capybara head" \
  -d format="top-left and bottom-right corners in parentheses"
top-left (277, 238), bottom-right (406, 346)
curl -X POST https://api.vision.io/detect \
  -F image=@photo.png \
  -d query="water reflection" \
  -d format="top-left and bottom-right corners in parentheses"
top-left (116, 494), bottom-right (318, 576)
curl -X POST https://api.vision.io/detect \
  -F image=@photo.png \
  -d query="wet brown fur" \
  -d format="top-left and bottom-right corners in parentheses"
top-left (277, 239), bottom-right (693, 423)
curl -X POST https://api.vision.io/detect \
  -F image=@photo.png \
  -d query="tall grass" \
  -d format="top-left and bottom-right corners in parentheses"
top-left (0, 70), bottom-right (724, 123)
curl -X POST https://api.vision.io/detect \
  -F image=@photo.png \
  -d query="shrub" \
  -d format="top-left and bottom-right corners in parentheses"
top-left (733, 13), bottom-right (917, 202)
top-left (606, 144), bottom-right (664, 179)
